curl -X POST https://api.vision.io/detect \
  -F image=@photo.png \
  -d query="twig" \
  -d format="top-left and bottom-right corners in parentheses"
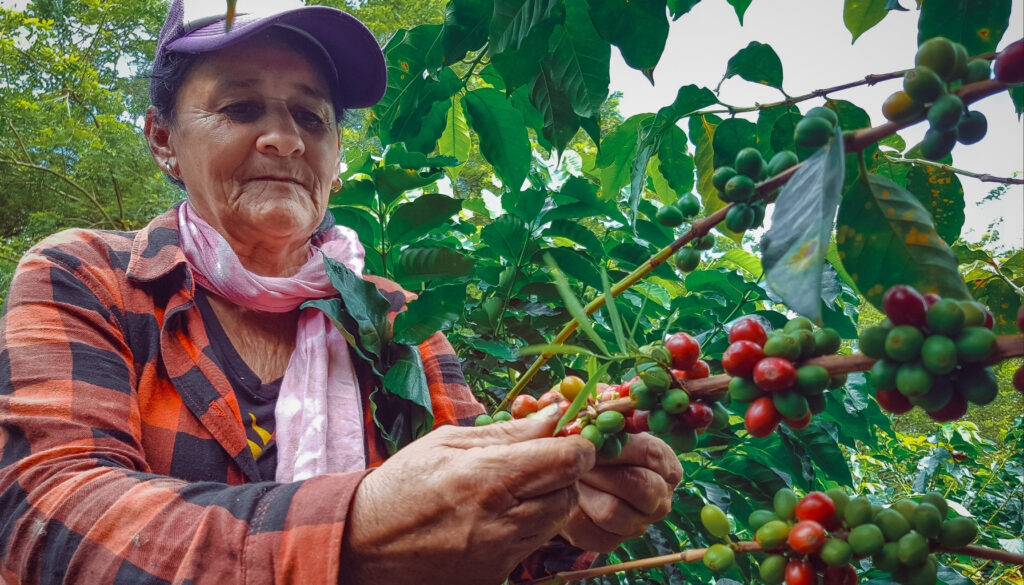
top-left (936, 545), bottom-right (1024, 565)
top-left (705, 70), bottom-right (908, 116)
top-left (880, 152), bottom-right (1024, 185)
top-left (594, 334), bottom-right (1024, 412)
top-left (495, 77), bottom-right (1017, 411)
top-left (5, 118), bottom-right (33, 163)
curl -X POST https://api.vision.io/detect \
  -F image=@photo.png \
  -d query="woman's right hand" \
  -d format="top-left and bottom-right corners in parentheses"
top-left (338, 406), bottom-right (596, 585)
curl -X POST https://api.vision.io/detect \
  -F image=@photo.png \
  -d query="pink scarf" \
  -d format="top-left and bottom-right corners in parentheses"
top-left (177, 202), bottom-right (367, 482)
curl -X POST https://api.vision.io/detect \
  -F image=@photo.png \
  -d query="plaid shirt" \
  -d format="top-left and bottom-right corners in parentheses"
top-left (0, 206), bottom-right (591, 584)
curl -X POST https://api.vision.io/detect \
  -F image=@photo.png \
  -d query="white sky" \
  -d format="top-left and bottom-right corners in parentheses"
top-left (609, 0), bottom-right (1024, 252)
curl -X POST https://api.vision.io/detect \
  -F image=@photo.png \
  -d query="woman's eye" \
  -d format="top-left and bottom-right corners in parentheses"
top-left (222, 102), bottom-right (261, 121)
top-left (294, 110), bottom-right (326, 130)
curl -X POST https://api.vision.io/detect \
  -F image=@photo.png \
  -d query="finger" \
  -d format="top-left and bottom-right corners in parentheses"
top-left (580, 465), bottom-right (673, 518)
top-left (478, 435), bottom-right (595, 501)
top-left (597, 432), bottom-right (683, 486)
top-left (437, 405), bottom-right (564, 449)
top-left (577, 483), bottom-right (655, 540)
top-left (502, 483), bottom-right (581, 546)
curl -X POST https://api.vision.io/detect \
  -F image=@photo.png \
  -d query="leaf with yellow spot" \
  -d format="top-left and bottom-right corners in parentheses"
top-left (917, 0), bottom-right (1011, 55)
top-left (907, 165), bottom-right (964, 245)
top-left (836, 173), bottom-right (968, 310)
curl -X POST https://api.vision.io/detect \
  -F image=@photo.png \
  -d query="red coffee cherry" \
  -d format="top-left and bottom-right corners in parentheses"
top-left (927, 390), bottom-right (968, 422)
top-left (624, 410), bottom-right (650, 433)
top-left (876, 388), bottom-right (914, 414)
top-left (753, 357), bottom-right (797, 392)
top-left (683, 359), bottom-right (711, 380)
top-left (745, 396), bottom-right (781, 438)
top-left (785, 559), bottom-right (817, 585)
top-left (785, 410), bottom-right (813, 430)
top-left (729, 316), bottom-right (769, 346)
top-left (823, 565), bottom-right (858, 585)
top-left (537, 390), bottom-right (566, 410)
top-left (788, 519), bottom-right (827, 554)
top-left (665, 332), bottom-right (701, 371)
top-left (882, 285), bottom-right (928, 327)
top-left (511, 394), bottom-right (539, 419)
top-left (923, 292), bottom-right (942, 308)
top-left (723, 340), bottom-right (765, 378)
top-left (796, 491), bottom-right (836, 525)
top-left (678, 401), bottom-right (714, 430)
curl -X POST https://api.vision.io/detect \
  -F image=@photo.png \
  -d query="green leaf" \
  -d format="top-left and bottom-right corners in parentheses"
top-left (1011, 86), bottom-right (1023, 118)
top-left (548, 176), bottom-right (629, 225)
top-left (724, 41), bottom-right (784, 91)
top-left (316, 257), bottom-right (393, 358)
top-left (394, 246), bottom-right (475, 283)
top-left (545, 0), bottom-right (611, 118)
top-left (463, 336), bottom-right (521, 360)
top-left (490, 19), bottom-right (555, 91)
top-left (378, 344), bottom-right (435, 450)
top-left (372, 25), bottom-right (444, 141)
top-left (657, 124), bottom-right (695, 195)
top-left (481, 214), bottom-right (532, 261)
top-left (668, 0), bottom-right (702, 18)
top-left (918, 0), bottom-right (1011, 55)
top-left (374, 165), bottom-right (445, 202)
top-left (719, 248), bottom-right (763, 278)
top-left (403, 95), bottom-right (452, 155)
top-left (464, 88), bottom-right (532, 191)
top-left (595, 113), bottom-right (653, 199)
top-left (544, 252), bottom-right (609, 354)
top-left (844, 0), bottom-right (888, 43)
top-left (393, 283), bottom-right (467, 345)
top-left (967, 273), bottom-right (1023, 335)
top-left (555, 362), bottom-right (611, 434)
top-left (539, 246), bottom-right (603, 291)
top-left (691, 114), bottom-right (721, 208)
top-left (762, 125), bottom-right (845, 323)
top-left (439, 0), bottom-right (493, 65)
top-left (384, 144), bottom-right (459, 170)
top-left (886, 0), bottom-right (908, 10)
top-left (711, 117), bottom-right (757, 169)
top-left (836, 173), bottom-right (969, 308)
top-left (530, 65), bottom-right (581, 155)
top-left (488, 0), bottom-right (562, 55)
top-left (543, 219), bottom-right (606, 261)
top-left (585, 0), bottom-right (670, 71)
top-left (437, 95), bottom-right (471, 179)
top-left (387, 193), bottom-right (462, 246)
top-left (601, 270), bottom-right (629, 352)
top-left (779, 424), bottom-right (854, 486)
top-left (906, 164), bottom-right (965, 245)
top-left (647, 155), bottom-right (678, 205)
top-left (330, 207), bottom-right (380, 251)
top-left (757, 104), bottom-right (800, 159)
top-left (332, 177), bottom-right (377, 209)
top-left (504, 188), bottom-right (549, 224)
top-left (725, 0), bottom-right (752, 24)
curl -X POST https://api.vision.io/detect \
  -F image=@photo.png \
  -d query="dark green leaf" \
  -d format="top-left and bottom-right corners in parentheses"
top-left (836, 173), bottom-right (969, 308)
top-left (906, 164), bottom-right (965, 245)
top-left (539, 246), bottom-right (604, 290)
top-left (547, 176), bottom-right (628, 224)
top-left (543, 219), bottom-right (606, 261)
top-left (595, 113), bottom-right (653, 200)
top-left (465, 88), bottom-right (532, 191)
top-left (394, 246), bottom-right (475, 283)
top-left (724, 41), bottom-right (784, 91)
top-left (316, 257), bottom-right (392, 358)
top-left (770, 108), bottom-right (801, 154)
top-left (490, 17), bottom-right (555, 91)
top-left (1011, 86), bottom-right (1023, 118)
top-left (667, 0), bottom-right (702, 18)
top-left (545, 0), bottom-right (611, 118)
top-left (762, 125), bottom-right (845, 323)
top-left (387, 193), bottom-right (462, 246)
top-left (372, 25), bottom-right (444, 142)
top-left (374, 164), bottom-right (444, 202)
top-left (463, 336), bottom-right (520, 360)
top-left (657, 125), bottom-right (695, 194)
top-left (332, 178), bottom-right (377, 209)
top-left (757, 105), bottom-right (800, 159)
top-left (378, 344), bottom-right (435, 449)
top-left (503, 188), bottom-right (549, 224)
top-left (544, 252), bottom-right (609, 353)
top-left (711, 117), bottom-right (757, 169)
top-left (384, 143), bottom-right (460, 170)
top-left (530, 66), bottom-right (581, 154)
top-left (481, 214), bottom-right (531, 261)
top-left (918, 0), bottom-right (1011, 55)
top-left (886, 0), bottom-right (908, 10)
top-left (844, 0), bottom-right (888, 43)
top-left (393, 283), bottom-right (467, 345)
top-left (585, 0), bottom-right (670, 71)
top-left (780, 423), bottom-right (854, 486)
top-left (967, 273), bottom-right (1023, 335)
top-left (724, 0), bottom-right (752, 24)
top-left (489, 0), bottom-right (562, 55)
top-left (439, 0), bottom-right (494, 65)
top-left (913, 447), bottom-right (952, 492)
top-left (331, 207), bottom-right (380, 250)
top-left (403, 93), bottom-right (453, 154)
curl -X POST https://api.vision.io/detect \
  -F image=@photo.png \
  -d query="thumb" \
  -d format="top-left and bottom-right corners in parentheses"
top-left (443, 404), bottom-right (564, 449)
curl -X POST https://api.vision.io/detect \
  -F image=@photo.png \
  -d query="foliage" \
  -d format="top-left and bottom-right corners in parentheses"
top-left (0, 1), bottom-right (1021, 583)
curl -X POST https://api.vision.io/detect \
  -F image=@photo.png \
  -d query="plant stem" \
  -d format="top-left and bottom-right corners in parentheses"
top-left (705, 70), bottom-right (910, 116)
top-left (495, 77), bottom-right (1016, 411)
top-left (593, 334), bottom-right (1024, 411)
top-left (880, 152), bottom-right (1024, 185)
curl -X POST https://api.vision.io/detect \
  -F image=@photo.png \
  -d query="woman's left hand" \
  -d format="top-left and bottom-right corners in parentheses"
top-left (560, 432), bottom-right (683, 552)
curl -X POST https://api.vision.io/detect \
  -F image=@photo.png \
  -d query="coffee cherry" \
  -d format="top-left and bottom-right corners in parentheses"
top-left (927, 93), bottom-right (964, 131)
top-left (896, 362), bottom-right (933, 398)
top-left (674, 246), bottom-right (701, 272)
top-left (959, 300), bottom-right (990, 327)
top-left (926, 390), bottom-right (968, 421)
top-left (940, 516), bottom-right (979, 548)
top-left (693, 232), bottom-right (716, 250)
top-left (870, 359), bottom-right (900, 391)
top-left (785, 410), bottom-right (813, 430)
top-left (729, 316), bottom-right (769, 346)
top-left (925, 297), bottom-right (965, 336)
top-left (773, 391), bottom-right (810, 421)
top-left (700, 504), bottom-right (732, 538)
top-left (511, 394), bottom-right (539, 419)
top-left (904, 65), bottom-right (945, 103)
top-left (764, 334), bottom-right (802, 361)
top-left (955, 327), bottom-right (997, 363)
top-left (916, 36), bottom-right (958, 80)
top-left (624, 410), bottom-right (650, 433)
top-left (994, 39), bottom-right (1024, 84)
top-left (678, 401), bottom-right (714, 429)
top-left (784, 559), bottom-right (817, 585)
top-left (712, 165), bottom-right (738, 191)
top-left (955, 365), bottom-right (999, 405)
top-left (598, 433), bottom-right (623, 459)
top-left (883, 285), bottom-right (928, 326)
top-left (885, 325), bottom-right (924, 362)
top-left (729, 376), bottom-right (763, 403)
top-left (788, 519), bottom-right (826, 554)
top-left (581, 424), bottom-right (605, 449)
top-left (559, 375), bottom-right (586, 400)
top-left (921, 334), bottom-right (957, 374)
top-left (796, 364), bottom-right (830, 396)
top-left (735, 146), bottom-right (765, 179)
top-left (957, 110), bottom-right (988, 144)
top-left (859, 325), bottom-right (891, 359)
top-left (882, 90), bottom-right (925, 122)
top-left (474, 413), bottom-right (494, 426)
top-left (723, 174), bottom-right (755, 203)
top-left (537, 390), bottom-right (567, 411)
top-left (665, 332), bottom-right (700, 370)
top-left (774, 487), bottom-right (799, 520)
top-left (702, 543), bottom-right (736, 572)
top-left (655, 204), bottom-right (685, 227)
top-left (796, 491), bottom-right (836, 524)
top-left (822, 564), bottom-right (858, 585)
top-left (897, 531), bottom-right (929, 566)
top-left (756, 519), bottom-right (792, 550)
top-left (848, 523), bottom-right (885, 555)
top-left (759, 554), bottom-right (787, 585)
top-left (681, 359), bottom-right (710, 380)
top-left (843, 497), bottom-right (873, 527)
top-left (875, 507), bottom-right (911, 541)
top-left (595, 410), bottom-right (626, 433)
top-left (876, 388), bottom-right (914, 414)
top-left (661, 388), bottom-right (691, 414)
top-left (753, 357), bottom-right (797, 392)
top-left (813, 327), bottom-right (842, 355)
top-left (745, 396), bottom-right (781, 438)
top-left (723, 340), bottom-right (765, 377)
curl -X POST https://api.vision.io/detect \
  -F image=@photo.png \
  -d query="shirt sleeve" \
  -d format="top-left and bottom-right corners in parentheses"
top-left (0, 240), bottom-right (367, 585)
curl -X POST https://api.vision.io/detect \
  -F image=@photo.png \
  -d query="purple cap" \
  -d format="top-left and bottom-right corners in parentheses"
top-left (153, 0), bottom-right (386, 109)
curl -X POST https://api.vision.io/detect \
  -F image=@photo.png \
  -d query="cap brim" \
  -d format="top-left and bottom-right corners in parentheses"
top-left (166, 7), bottom-right (385, 109)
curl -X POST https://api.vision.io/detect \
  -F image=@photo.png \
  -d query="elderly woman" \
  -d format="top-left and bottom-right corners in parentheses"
top-left (0, 1), bottom-right (681, 583)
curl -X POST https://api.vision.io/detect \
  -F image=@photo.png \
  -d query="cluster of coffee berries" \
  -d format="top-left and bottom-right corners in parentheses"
top-left (859, 285), bottom-right (999, 421)
top-left (793, 106), bottom-right (841, 154)
top-left (752, 487), bottom-right (977, 585)
top-left (882, 37), bottom-right (992, 161)
top-left (699, 504), bottom-right (738, 573)
top-left (674, 232), bottom-right (716, 273)
top-left (624, 332), bottom-right (730, 452)
top-left (710, 147), bottom-right (780, 234)
top-left (724, 316), bottom-right (844, 437)
top-left (655, 192), bottom-right (703, 228)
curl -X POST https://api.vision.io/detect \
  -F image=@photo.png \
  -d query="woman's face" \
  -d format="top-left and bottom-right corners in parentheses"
top-left (158, 35), bottom-right (341, 247)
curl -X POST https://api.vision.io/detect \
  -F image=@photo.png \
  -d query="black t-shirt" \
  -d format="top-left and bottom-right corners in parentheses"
top-left (194, 289), bottom-right (281, 481)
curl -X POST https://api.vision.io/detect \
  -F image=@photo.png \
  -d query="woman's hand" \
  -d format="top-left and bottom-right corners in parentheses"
top-left (338, 407), bottom-right (596, 585)
top-left (560, 432), bottom-right (683, 552)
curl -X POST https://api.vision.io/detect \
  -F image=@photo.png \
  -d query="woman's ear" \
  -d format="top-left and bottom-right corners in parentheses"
top-left (144, 106), bottom-right (179, 180)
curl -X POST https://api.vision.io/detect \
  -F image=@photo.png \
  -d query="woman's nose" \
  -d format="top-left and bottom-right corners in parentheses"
top-left (255, 108), bottom-right (305, 157)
